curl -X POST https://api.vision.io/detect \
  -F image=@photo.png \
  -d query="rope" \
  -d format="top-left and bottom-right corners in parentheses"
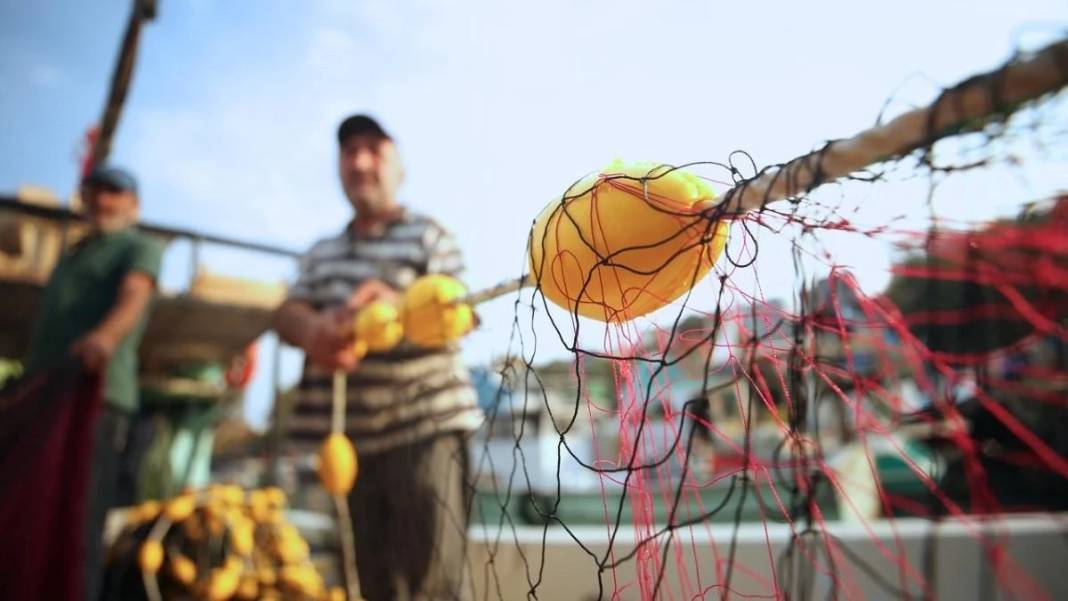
top-left (709, 38), bottom-right (1068, 215)
top-left (334, 492), bottom-right (363, 601)
top-left (331, 371), bottom-right (364, 600)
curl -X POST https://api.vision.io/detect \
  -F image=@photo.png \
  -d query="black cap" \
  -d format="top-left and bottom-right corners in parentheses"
top-left (84, 165), bottom-right (139, 195)
top-left (337, 114), bottom-right (391, 145)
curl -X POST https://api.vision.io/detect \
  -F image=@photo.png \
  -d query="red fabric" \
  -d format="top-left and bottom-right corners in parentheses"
top-left (0, 362), bottom-right (102, 601)
top-left (79, 126), bottom-right (100, 181)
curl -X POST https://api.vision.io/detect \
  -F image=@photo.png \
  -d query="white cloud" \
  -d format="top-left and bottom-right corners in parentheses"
top-left (1, 43), bottom-right (68, 90)
top-left (27, 61), bottom-right (64, 88)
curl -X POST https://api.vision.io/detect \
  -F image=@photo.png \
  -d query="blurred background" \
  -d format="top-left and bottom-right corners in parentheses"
top-left (2, 2), bottom-right (1067, 599)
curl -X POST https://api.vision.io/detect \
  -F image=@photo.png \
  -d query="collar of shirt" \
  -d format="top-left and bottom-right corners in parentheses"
top-left (347, 206), bottom-right (408, 239)
top-left (72, 224), bottom-right (135, 251)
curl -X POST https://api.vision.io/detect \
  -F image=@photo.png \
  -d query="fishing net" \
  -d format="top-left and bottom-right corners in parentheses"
top-left (464, 39), bottom-right (1068, 600)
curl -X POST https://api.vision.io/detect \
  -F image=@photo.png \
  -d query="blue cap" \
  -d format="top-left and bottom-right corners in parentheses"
top-left (85, 165), bottom-right (139, 195)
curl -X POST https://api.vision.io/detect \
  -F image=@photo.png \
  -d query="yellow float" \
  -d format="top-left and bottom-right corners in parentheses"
top-left (528, 160), bottom-right (729, 321)
top-left (353, 300), bottom-right (404, 358)
top-left (137, 541), bottom-right (164, 574)
top-left (317, 432), bottom-right (358, 496)
top-left (401, 274), bottom-right (475, 348)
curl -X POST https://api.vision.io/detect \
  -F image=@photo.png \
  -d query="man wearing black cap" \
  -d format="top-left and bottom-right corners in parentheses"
top-left (274, 115), bottom-right (480, 600)
top-left (25, 164), bottom-right (163, 601)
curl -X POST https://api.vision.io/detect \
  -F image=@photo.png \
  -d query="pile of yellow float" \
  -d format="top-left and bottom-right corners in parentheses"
top-left (109, 485), bottom-right (342, 601)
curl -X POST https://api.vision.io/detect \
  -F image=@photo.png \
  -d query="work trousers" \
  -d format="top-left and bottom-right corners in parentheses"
top-left (348, 432), bottom-right (472, 601)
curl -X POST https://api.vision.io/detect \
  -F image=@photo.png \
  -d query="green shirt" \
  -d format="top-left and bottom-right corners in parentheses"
top-left (25, 227), bottom-right (164, 413)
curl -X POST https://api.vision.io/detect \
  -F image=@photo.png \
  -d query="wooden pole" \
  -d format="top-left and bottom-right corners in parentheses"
top-left (89, 0), bottom-right (157, 168)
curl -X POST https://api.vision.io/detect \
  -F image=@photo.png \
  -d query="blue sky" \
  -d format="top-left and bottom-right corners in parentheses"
top-left (2, 1), bottom-right (1065, 428)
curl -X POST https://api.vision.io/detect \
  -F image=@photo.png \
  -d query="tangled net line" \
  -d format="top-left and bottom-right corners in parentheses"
top-left (464, 39), bottom-right (1068, 601)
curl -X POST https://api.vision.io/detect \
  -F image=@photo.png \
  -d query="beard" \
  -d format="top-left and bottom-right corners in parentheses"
top-left (348, 187), bottom-right (396, 217)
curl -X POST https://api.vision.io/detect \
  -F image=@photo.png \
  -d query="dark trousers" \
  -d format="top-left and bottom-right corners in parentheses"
top-left (349, 433), bottom-right (471, 601)
top-left (84, 407), bottom-right (129, 601)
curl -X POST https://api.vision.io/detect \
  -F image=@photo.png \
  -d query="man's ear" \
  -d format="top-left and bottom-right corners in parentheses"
top-left (391, 153), bottom-right (406, 186)
top-left (129, 193), bottom-right (142, 219)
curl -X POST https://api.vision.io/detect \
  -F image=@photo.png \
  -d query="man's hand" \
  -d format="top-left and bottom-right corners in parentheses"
top-left (301, 306), bottom-right (360, 371)
top-left (347, 279), bottom-right (398, 311)
top-left (70, 330), bottom-right (118, 373)
top-left (275, 279), bottom-right (399, 372)
top-left (68, 271), bottom-right (155, 373)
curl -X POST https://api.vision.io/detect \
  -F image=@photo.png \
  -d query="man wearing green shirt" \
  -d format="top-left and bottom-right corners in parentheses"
top-left (25, 165), bottom-right (163, 601)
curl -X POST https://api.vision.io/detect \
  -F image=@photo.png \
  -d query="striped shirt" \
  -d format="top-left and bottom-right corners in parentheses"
top-left (286, 211), bottom-right (483, 454)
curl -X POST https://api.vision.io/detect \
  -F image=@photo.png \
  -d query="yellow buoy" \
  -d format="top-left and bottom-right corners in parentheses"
top-left (131, 500), bottom-right (161, 524)
top-left (138, 541), bottom-right (164, 574)
top-left (353, 300), bottom-right (404, 357)
top-left (169, 553), bottom-right (198, 586)
top-left (235, 575), bottom-right (259, 600)
top-left (263, 487), bottom-right (287, 508)
top-left (275, 534), bottom-right (310, 563)
top-left (402, 274), bottom-right (475, 347)
top-left (280, 564), bottom-right (323, 597)
top-left (317, 433), bottom-right (358, 496)
top-left (164, 493), bottom-right (197, 522)
top-left (529, 160), bottom-right (729, 321)
top-left (248, 489), bottom-right (272, 523)
top-left (207, 563), bottom-right (242, 601)
top-left (219, 484), bottom-right (245, 506)
top-left (257, 566), bottom-right (277, 586)
top-left (229, 517), bottom-right (255, 556)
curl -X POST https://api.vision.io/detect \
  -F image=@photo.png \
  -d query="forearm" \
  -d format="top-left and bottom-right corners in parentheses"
top-left (273, 299), bottom-right (320, 348)
top-left (91, 274), bottom-right (153, 345)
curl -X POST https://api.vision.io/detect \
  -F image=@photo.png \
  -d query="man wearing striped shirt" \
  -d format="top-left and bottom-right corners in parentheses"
top-left (273, 115), bottom-right (481, 600)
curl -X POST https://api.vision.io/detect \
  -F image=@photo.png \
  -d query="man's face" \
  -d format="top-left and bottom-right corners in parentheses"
top-left (338, 133), bottom-right (404, 215)
top-left (83, 185), bottom-right (139, 232)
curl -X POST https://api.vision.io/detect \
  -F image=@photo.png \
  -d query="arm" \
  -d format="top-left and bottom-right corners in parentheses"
top-left (72, 271), bottom-right (155, 372)
top-left (274, 245), bottom-right (358, 370)
top-left (273, 298), bottom-right (321, 348)
top-left (276, 239), bottom-right (397, 370)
